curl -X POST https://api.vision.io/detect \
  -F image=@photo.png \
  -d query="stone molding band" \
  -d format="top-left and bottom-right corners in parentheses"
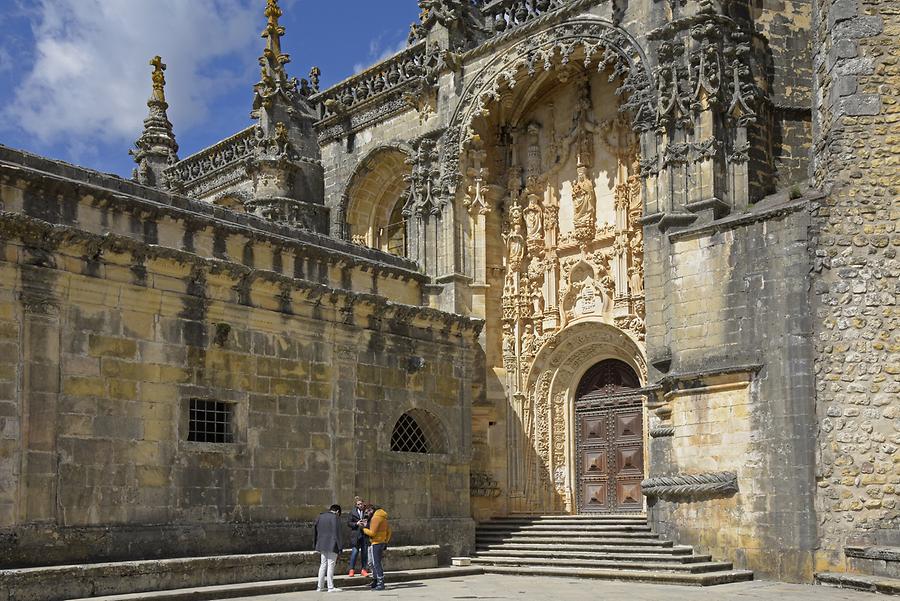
top-left (641, 471), bottom-right (738, 501)
top-left (649, 426), bottom-right (675, 438)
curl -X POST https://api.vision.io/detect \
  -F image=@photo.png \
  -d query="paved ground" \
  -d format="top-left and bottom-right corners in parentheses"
top-left (222, 574), bottom-right (884, 600)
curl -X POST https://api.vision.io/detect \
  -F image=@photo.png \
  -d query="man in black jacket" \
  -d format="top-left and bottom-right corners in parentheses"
top-left (347, 496), bottom-right (369, 577)
top-left (314, 504), bottom-right (343, 592)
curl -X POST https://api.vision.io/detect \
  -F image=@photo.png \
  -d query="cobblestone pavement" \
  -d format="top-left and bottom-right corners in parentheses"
top-left (223, 574), bottom-right (884, 600)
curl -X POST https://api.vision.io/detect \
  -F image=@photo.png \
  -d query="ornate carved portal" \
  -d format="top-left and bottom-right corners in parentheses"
top-left (454, 19), bottom-right (651, 516)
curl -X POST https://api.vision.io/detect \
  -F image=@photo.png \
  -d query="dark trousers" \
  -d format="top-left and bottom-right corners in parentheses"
top-left (348, 537), bottom-right (368, 571)
top-left (371, 543), bottom-right (387, 582)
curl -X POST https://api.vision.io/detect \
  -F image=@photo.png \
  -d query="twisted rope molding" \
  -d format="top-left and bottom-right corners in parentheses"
top-left (649, 426), bottom-right (675, 438)
top-left (641, 471), bottom-right (738, 501)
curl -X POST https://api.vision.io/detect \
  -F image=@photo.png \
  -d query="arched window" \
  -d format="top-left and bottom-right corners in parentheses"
top-left (390, 409), bottom-right (446, 454)
top-left (576, 359), bottom-right (640, 398)
top-left (380, 198), bottom-right (407, 257)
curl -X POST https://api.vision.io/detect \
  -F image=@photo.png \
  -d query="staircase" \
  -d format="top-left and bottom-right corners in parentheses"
top-left (473, 514), bottom-right (753, 586)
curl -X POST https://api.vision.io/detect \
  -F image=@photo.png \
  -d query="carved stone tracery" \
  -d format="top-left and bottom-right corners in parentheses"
top-left (449, 19), bottom-right (651, 514)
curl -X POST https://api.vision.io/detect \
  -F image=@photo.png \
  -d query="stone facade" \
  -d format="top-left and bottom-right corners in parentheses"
top-left (0, 147), bottom-right (480, 566)
top-left (0, 0), bottom-right (895, 586)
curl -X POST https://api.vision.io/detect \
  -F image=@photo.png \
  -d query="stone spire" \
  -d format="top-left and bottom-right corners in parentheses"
top-left (131, 56), bottom-right (179, 188)
top-left (253, 0), bottom-right (298, 113)
top-left (245, 0), bottom-right (327, 233)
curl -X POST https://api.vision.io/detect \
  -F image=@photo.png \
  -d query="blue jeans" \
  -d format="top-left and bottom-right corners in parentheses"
top-left (348, 538), bottom-right (368, 571)
top-left (371, 543), bottom-right (387, 582)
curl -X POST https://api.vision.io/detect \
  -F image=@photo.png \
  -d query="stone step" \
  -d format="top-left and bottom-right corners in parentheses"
top-left (475, 542), bottom-right (694, 555)
top-left (476, 535), bottom-right (669, 546)
top-left (474, 549), bottom-right (713, 563)
top-left (494, 514), bottom-right (646, 520)
top-left (485, 516), bottom-right (648, 524)
top-left (482, 565), bottom-right (754, 586)
top-left (816, 572), bottom-right (900, 595)
top-left (66, 567), bottom-right (485, 601)
top-left (477, 524), bottom-right (653, 533)
top-left (471, 555), bottom-right (734, 574)
top-left (476, 528), bottom-right (660, 537)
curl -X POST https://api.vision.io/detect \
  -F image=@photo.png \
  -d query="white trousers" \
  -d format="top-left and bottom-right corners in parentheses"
top-left (318, 551), bottom-right (337, 591)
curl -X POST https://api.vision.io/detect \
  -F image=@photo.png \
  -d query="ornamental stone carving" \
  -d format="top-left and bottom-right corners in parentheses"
top-left (641, 472), bottom-right (740, 501)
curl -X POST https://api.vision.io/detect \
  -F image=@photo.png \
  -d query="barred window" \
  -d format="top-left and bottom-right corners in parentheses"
top-left (390, 410), bottom-right (446, 454)
top-left (188, 399), bottom-right (233, 444)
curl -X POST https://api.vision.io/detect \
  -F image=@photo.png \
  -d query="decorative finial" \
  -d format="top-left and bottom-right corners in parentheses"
top-left (261, 0), bottom-right (290, 78)
top-left (309, 67), bottom-right (321, 93)
top-left (150, 56), bottom-right (167, 104)
top-left (130, 55), bottom-right (179, 188)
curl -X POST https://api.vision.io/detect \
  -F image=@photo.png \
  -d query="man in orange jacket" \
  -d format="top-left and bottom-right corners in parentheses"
top-left (361, 504), bottom-right (391, 590)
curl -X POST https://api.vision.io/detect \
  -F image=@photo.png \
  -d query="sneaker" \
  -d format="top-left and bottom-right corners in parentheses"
top-left (361, 569), bottom-right (369, 577)
top-left (327, 588), bottom-right (342, 593)
top-left (373, 584), bottom-right (385, 591)
top-left (316, 588), bottom-right (326, 592)
top-left (348, 570), bottom-right (355, 577)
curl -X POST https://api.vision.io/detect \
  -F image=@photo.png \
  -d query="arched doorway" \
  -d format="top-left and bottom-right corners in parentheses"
top-left (575, 359), bottom-right (644, 513)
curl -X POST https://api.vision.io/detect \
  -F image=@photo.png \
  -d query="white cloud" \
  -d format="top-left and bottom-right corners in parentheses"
top-left (352, 33), bottom-right (408, 75)
top-left (1, 0), bottom-right (260, 150)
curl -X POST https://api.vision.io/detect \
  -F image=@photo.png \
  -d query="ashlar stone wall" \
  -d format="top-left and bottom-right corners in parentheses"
top-left (0, 150), bottom-right (482, 567)
top-left (645, 195), bottom-right (819, 582)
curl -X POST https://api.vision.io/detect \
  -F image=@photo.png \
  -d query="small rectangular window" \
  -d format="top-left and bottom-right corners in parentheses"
top-left (188, 399), bottom-right (233, 444)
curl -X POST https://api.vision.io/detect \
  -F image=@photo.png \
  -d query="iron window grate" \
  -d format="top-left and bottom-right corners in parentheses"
top-left (391, 412), bottom-right (430, 453)
top-left (188, 399), bottom-right (233, 444)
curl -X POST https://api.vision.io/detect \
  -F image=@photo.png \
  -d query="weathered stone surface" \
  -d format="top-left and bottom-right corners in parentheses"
top-left (0, 546), bottom-right (439, 601)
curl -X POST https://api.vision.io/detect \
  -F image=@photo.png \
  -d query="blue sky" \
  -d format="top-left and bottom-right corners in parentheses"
top-left (0, 0), bottom-right (419, 177)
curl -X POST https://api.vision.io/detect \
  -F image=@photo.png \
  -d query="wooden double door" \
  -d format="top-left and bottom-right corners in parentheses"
top-left (575, 393), bottom-right (644, 513)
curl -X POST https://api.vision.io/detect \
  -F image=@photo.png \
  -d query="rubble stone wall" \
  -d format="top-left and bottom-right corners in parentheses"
top-left (810, 0), bottom-right (899, 576)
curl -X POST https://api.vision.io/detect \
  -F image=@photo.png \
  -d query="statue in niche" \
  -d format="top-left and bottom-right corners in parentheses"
top-left (629, 260), bottom-right (644, 296)
top-left (524, 192), bottom-right (543, 243)
top-left (522, 323), bottom-right (535, 357)
top-left (570, 78), bottom-right (599, 169)
top-left (502, 322), bottom-right (515, 356)
top-left (506, 202), bottom-right (525, 271)
top-left (572, 164), bottom-right (597, 240)
top-left (527, 255), bottom-right (543, 283)
top-left (531, 283), bottom-right (545, 318)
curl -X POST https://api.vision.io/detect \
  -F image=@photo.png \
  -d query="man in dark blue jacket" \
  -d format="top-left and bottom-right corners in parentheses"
top-left (347, 496), bottom-right (369, 577)
top-left (314, 504), bottom-right (343, 592)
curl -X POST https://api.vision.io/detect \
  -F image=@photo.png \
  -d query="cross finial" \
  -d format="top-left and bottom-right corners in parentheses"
top-left (150, 55), bottom-right (167, 104)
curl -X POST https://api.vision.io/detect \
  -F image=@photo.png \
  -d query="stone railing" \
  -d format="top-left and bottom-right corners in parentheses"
top-left (165, 125), bottom-right (258, 187)
top-left (481, 0), bottom-right (574, 36)
top-left (312, 41), bottom-right (431, 120)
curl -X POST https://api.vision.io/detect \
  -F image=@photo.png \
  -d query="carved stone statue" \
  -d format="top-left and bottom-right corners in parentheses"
top-left (502, 322), bottom-right (514, 356)
top-left (531, 286), bottom-right (545, 317)
top-left (524, 193), bottom-right (543, 242)
top-left (522, 323), bottom-right (535, 356)
top-left (629, 262), bottom-right (644, 295)
top-left (507, 223), bottom-right (525, 272)
top-left (572, 165), bottom-right (596, 240)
